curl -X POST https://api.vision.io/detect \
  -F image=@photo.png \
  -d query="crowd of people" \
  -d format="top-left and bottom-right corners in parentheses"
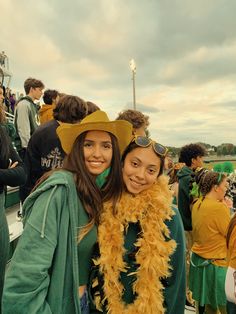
top-left (0, 84), bottom-right (18, 115)
top-left (0, 77), bottom-right (236, 313)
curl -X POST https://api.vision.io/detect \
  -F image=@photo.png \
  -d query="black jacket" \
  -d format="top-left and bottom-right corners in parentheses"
top-left (0, 127), bottom-right (26, 194)
top-left (21, 119), bottom-right (65, 201)
top-left (177, 165), bottom-right (194, 231)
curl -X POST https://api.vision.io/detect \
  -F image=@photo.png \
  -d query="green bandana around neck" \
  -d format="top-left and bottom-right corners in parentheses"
top-left (95, 167), bottom-right (110, 188)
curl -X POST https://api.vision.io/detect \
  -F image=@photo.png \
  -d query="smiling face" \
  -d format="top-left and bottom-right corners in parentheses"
top-left (123, 146), bottom-right (161, 194)
top-left (83, 130), bottom-right (113, 176)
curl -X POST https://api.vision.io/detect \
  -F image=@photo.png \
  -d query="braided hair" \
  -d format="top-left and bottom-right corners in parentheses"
top-left (196, 171), bottom-right (226, 210)
top-left (199, 171), bottom-right (226, 196)
top-left (189, 167), bottom-right (209, 204)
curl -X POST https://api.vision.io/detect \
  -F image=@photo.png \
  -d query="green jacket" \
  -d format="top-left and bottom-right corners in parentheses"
top-left (177, 165), bottom-right (193, 231)
top-left (163, 206), bottom-right (186, 314)
top-left (3, 171), bottom-right (83, 314)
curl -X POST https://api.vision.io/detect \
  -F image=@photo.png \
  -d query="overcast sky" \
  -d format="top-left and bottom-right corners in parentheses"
top-left (1, 0), bottom-right (236, 147)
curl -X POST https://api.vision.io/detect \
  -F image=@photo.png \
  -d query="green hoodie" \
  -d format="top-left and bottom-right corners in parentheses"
top-left (177, 165), bottom-right (194, 231)
top-left (2, 170), bottom-right (87, 314)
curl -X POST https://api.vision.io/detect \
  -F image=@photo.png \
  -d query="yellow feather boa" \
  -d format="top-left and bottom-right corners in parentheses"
top-left (95, 175), bottom-right (176, 314)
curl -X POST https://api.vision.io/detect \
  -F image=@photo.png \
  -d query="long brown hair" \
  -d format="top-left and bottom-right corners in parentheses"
top-left (36, 130), bottom-right (123, 241)
top-left (0, 126), bottom-right (10, 166)
top-left (0, 86), bottom-right (6, 124)
top-left (227, 214), bottom-right (236, 247)
top-left (0, 87), bottom-right (9, 164)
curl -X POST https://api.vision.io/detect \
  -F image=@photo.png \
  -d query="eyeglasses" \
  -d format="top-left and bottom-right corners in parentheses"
top-left (132, 136), bottom-right (168, 157)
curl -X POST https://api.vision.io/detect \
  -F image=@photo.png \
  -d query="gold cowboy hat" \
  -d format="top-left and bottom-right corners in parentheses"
top-left (56, 110), bottom-right (133, 154)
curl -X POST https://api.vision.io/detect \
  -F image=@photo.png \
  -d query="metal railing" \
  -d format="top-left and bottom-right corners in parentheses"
top-left (4, 110), bottom-right (14, 123)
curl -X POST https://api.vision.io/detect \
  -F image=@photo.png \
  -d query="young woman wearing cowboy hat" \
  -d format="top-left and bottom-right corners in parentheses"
top-left (2, 111), bottom-right (133, 314)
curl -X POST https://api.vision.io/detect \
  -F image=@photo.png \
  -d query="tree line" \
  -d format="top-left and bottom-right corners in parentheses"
top-left (168, 142), bottom-right (236, 157)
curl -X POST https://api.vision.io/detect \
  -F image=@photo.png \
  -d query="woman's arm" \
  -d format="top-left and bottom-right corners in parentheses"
top-left (163, 206), bottom-right (186, 314)
top-left (0, 142), bottom-right (26, 186)
top-left (215, 203), bottom-right (231, 237)
top-left (2, 187), bottom-right (63, 314)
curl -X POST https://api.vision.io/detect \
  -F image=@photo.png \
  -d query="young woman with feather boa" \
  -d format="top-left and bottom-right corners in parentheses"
top-left (90, 136), bottom-right (186, 314)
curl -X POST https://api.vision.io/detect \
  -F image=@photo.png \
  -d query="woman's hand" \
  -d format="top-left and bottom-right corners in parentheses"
top-left (8, 159), bottom-right (18, 168)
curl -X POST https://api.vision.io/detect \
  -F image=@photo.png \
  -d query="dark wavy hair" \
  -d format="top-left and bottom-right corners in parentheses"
top-left (43, 89), bottom-right (59, 105)
top-left (116, 109), bottom-right (149, 129)
top-left (53, 95), bottom-right (88, 123)
top-left (179, 143), bottom-right (206, 167)
top-left (86, 101), bottom-right (100, 114)
top-left (122, 141), bottom-right (165, 178)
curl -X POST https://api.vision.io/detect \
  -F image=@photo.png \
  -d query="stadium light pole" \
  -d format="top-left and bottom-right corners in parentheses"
top-left (129, 59), bottom-right (136, 110)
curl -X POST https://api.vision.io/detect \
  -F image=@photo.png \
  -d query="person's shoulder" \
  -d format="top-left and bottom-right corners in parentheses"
top-left (34, 119), bottom-right (58, 135)
top-left (29, 120), bottom-right (58, 141)
top-left (16, 97), bottom-right (31, 109)
top-left (49, 171), bottom-right (77, 193)
top-left (44, 170), bottom-right (74, 185)
top-left (206, 198), bottom-right (226, 209)
top-left (178, 169), bottom-right (193, 182)
top-left (165, 205), bottom-right (184, 235)
top-left (24, 171), bottom-right (74, 205)
top-left (39, 104), bottom-right (54, 112)
top-left (215, 200), bottom-right (230, 214)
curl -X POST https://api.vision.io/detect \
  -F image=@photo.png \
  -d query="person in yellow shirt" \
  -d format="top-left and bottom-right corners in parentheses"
top-left (225, 212), bottom-right (236, 313)
top-left (39, 89), bottom-right (59, 124)
top-left (189, 171), bottom-right (230, 314)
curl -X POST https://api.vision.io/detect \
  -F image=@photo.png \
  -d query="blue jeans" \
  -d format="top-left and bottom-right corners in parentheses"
top-left (80, 290), bottom-right (89, 314)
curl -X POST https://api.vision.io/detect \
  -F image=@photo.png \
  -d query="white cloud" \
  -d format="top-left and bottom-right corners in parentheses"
top-left (1, 0), bottom-right (236, 146)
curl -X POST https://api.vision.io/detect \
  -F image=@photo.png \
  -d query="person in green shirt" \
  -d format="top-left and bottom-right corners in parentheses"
top-left (2, 110), bottom-right (133, 314)
top-left (91, 135), bottom-right (186, 314)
